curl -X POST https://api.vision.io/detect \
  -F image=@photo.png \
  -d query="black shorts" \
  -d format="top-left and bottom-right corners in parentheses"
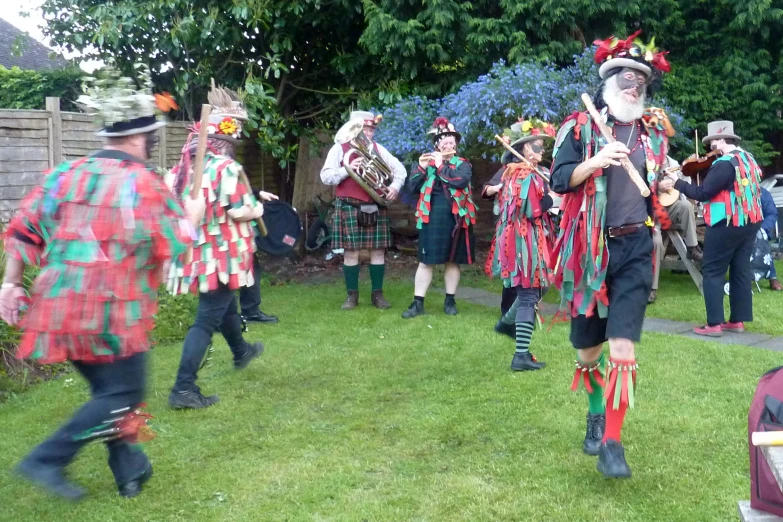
top-left (570, 228), bottom-right (653, 349)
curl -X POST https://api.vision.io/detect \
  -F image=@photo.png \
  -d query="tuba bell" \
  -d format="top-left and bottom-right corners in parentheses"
top-left (334, 119), bottom-right (394, 206)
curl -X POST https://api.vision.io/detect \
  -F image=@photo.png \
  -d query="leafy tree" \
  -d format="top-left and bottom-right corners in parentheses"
top-left (374, 50), bottom-right (690, 165)
top-left (39, 0), bottom-right (403, 165)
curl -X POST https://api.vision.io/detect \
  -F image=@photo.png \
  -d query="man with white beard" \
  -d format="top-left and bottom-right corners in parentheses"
top-left (550, 32), bottom-right (672, 478)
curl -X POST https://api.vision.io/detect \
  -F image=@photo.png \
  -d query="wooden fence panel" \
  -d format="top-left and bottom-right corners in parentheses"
top-left (0, 98), bottom-right (286, 223)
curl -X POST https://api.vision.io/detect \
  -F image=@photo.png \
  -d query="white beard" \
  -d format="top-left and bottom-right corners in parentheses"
top-left (602, 75), bottom-right (645, 123)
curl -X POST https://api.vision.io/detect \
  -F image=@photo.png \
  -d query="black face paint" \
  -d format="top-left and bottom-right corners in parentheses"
top-left (144, 132), bottom-right (160, 160)
top-left (616, 67), bottom-right (648, 96)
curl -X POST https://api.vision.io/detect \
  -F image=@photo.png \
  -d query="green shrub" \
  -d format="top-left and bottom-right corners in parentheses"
top-left (152, 288), bottom-right (197, 344)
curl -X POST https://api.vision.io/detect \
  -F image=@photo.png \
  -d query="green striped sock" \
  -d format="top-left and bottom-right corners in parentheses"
top-left (515, 321), bottom-right (535, 354)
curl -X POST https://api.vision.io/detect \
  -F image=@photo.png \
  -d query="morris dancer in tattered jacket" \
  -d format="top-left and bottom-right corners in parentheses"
top-left (485, 119), bottom-right (557, 370)
top-left (0, 69), bottom-right (197, 499)
top-left (320, 111), bottom-right (407, 310)
top-left (550, 32), bottom-right (672, 478)
top-left (482, 135), bottom-right (527, 328)
top-left (665, 120), bottom-right (762, 337)
top-left (402, 117), bottom-right (477, 318)
top-left (167, 84), bottom-right (264, 410)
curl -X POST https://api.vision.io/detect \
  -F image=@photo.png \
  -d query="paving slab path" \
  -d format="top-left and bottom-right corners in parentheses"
top-left (437, 286), bottom-right (783, 352)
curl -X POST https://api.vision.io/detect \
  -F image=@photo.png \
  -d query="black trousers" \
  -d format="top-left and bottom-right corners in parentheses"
top-left (173, 284), bottom-right (250, 393)
top-left (23, 353), bottom-right (149, 486)
top-left (514, 287), bottom-right (542, 323)
top-left (702, 222), bottom-right (760, 326)
top-left (570, 228), bottom-right (653, 349)
top-left (500, 285), bottom-right (517, 316)
top-left (239, 255), bottom-right (262, 317)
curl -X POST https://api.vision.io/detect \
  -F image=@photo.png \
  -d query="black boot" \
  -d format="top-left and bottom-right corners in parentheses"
top-left (510, 352), bottom-right (546, 371)
top-left (583, 412), bottom-right (605, 456)
top-left (234, 341), bottom-right (264, 370)
top-left (444, 296), bottom-right (459, 316)
top-left (118, 462), bottom-right (153, 498)
top-left (242, 311), bottom-right (279, 324)
top-left (494, 319), bottom-right (515, 339)
top-left (597, 439), bottom-right (632, 478)
top-left (168, 390), bottom-right (220, 410)
top-left (15, 458), bottom-right (85, 500)
top-left (402, 299), bottom-right (425, 319)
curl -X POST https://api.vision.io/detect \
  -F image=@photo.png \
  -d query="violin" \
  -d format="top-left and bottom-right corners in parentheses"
top-left (680, 149), bottom-right (720, 178)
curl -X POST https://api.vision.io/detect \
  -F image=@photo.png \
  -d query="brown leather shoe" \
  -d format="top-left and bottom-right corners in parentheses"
top-left (341, 290), bottom-right (359, 310)
top-left (687, 246), bottom-right (703, 262)
top-left (371, 289), bottom-right (391, 309)
top-left (771, 279), bottom-right (783, 291)
top-left (647, 289), bottom-right (657, 304)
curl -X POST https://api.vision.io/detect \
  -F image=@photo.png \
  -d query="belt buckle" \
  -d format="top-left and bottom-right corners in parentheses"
top-left (607, 226), bottom-right (618, 238)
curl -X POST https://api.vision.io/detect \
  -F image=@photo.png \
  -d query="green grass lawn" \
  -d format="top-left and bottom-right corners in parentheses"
top-left (459, 259), bottom-right (783, 336)
top-left (0, 281), bottom-right (780, 521)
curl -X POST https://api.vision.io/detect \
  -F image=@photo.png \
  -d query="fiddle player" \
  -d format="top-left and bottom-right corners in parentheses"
top-left (401, 117), bottom-right (477, 318)
top-left (667, 120), bottom-right (763, 336)
top-left (649, 139), bottom-right (702, 303)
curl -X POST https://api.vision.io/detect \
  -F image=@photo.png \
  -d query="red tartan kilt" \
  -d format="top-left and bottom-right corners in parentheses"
top-left (331, 198), bottom-right (392, 251)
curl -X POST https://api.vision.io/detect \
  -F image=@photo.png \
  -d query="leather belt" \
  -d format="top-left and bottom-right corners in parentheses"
top-left (606, 222), bottom-right (646, 238)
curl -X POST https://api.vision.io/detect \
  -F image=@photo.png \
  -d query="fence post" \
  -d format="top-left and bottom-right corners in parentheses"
top-left (45, 97), bottom-right (62, 167)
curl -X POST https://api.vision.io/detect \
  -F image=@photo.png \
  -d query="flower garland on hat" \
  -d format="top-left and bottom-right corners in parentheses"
top-left (501, 117), bottom-right (556, 145)
top-left (594, 30), bottom-right (670, 75)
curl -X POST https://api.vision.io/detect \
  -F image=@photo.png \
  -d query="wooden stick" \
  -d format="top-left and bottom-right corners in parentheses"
top-left (185, 104), bottom-right (213, 264)
top-left (580, 93), bottom-right (651, 197)
top-left (238, 167), bottom-right (268, 237)
top-left (493, 134), bottom-right (550, 183)
top-left (752, 431), bottom-right (783, 447)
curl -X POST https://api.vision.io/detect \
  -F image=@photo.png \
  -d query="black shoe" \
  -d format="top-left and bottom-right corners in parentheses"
top-left (118, 463), bottom-right (153, 498)
top-left (402, 300), bottom-right (425, 319)
top-left (444, 298), bottom-right (459, 316)
top-left (234, 342), bottom-right (264, 370)
top-left (597, 439), bottom-right (632, 478)
top-left (510, 352), bottom-right (546, 371)
top-left (168, 390), bottom-right (220, 410)
top-left (583, 413), bottom-right (605, 456)
top-left (494, 319), bottom-right (515, 340)
top-left (242, 311), bottom-right (279, 324)
top-left (15, 458), bottom-right (85, 500)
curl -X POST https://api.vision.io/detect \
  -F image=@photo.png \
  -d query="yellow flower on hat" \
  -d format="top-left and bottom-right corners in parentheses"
top-left (219, 117), bottom-right (238, 136)
top-left (521, 121), bottom-right (532, 132)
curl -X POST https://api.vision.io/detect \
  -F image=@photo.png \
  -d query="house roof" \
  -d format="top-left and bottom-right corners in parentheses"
top-left (0, 17), bottom-right (69, 71)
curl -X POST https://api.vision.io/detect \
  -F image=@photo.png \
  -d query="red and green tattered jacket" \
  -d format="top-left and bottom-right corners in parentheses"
top-left (549, 110), bottom-right (668, 318)
top-left (703, 151), bottom-right (763, 227)
top-left (409, 155), bottom-right (477, 229)
top-left (3, 150), bottom-right (190, 364)
top-left (486, 163), bottom-right (554, 289)
top-left (166, 152), bottom-right (259, 295)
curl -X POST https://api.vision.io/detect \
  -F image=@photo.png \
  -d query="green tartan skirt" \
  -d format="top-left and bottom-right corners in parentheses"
top-left (417, 191), bottom-right (475, 265)
top-left (332, 197), bottom-right (392, 251)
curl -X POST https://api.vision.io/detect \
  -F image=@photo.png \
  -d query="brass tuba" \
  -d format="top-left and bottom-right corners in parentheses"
top-left (334, 119), bottom-right (394, 206)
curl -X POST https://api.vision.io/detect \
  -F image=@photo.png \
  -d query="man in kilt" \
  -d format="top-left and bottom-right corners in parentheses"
top-left (402, 117), bottom-right (477, 318)
top-left (320, 111), bottom-right (407, 310)
top-left (0, 67), bottom-right (197, 499)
